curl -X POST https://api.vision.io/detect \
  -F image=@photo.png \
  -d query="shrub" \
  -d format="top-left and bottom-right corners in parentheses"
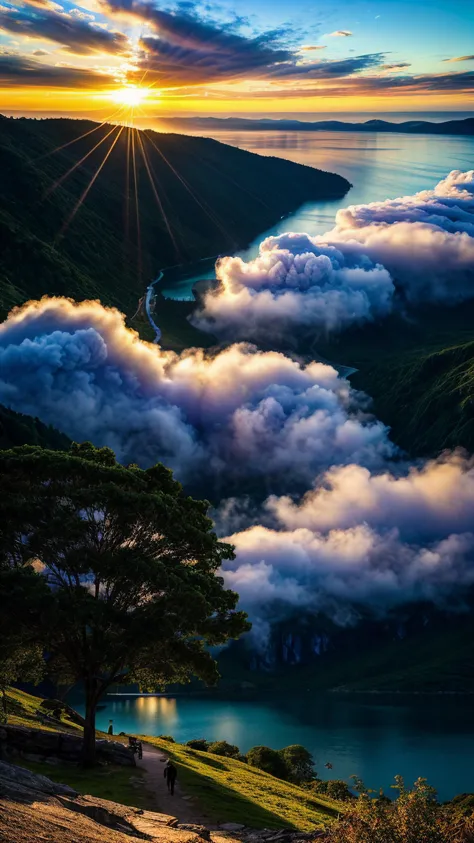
top-left (325, 776), bottom-right (445, 843)
top-left (208, 740), bottom-right (241, 758)
top-left (246, 745), bottom-right (289, 780)
top-left (311, 779), bottom-right (354, 801)
top-left (157, 734), bottom-right (175, 742)
top-left (278, 744), bottom-right (315, 784)
top-left (186, 739), bottom-right (209, 751)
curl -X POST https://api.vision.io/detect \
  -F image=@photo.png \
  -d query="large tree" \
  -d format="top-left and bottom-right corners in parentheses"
top-left (0, 443), bottom-right (249, 764)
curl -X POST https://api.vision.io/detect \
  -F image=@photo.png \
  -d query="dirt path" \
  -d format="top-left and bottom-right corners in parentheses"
top-left (137, 742), bottom-right (213, 827)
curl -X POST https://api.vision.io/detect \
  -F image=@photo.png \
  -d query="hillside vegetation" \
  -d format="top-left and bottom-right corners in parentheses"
top-left (145, 737), bottom-right (340, 830)
top-left (312, 300), bottom-right (474, 457)
top-left (0, 115), bottom-right (349, 322)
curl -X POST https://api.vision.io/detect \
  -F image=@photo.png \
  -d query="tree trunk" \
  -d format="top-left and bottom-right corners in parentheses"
top-left (1, 687), bottom-right (7, 723)
top-left (82, 682), bottom-right (99, 767)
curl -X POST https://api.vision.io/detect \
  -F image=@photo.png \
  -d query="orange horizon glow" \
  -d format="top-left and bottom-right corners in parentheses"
top-left (1, 86), bottom-right (472, 121)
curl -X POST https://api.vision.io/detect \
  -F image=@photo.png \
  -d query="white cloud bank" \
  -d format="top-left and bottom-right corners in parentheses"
top-left (192, 170), bottom-right (474, 343)
top-left (0, 297), bottom-right (393, 490)
top-left (222, 452), bottom-right (474, 621)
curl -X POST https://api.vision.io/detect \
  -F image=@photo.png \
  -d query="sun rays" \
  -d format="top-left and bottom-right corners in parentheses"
top-left (39, 87), bottom-right (234, 281)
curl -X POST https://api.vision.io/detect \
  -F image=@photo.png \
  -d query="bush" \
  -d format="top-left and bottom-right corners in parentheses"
top-left (311, 779), bottom-right (354, 802)
top-left (186, 739), bottom-right (209, 751)
top-left (157, 734), bottom-right (175, 742)
top-left (207, 740), bottom-right (241, 758)
top-left (246, 745), bottom-right (289, 780)
top-left (278, 744), bottom-right (315, 784)
top-left (325, 776), bottom-right (445, 843)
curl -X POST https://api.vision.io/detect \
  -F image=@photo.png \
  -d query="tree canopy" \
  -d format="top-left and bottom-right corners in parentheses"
top-left (0, 442), bottom-right (250, 762)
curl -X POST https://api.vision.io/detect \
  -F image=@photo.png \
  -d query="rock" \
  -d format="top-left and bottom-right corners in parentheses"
top-left (178, 824), bottom-right (211, 840)
top-left (0, 759), bottom-right (78, 798)
top-left (0, 724), bottom-right (135, 766)
top-left (0, 760), bottom-right (210, 842)
top-left (219, 823), bottom-right (246, 831)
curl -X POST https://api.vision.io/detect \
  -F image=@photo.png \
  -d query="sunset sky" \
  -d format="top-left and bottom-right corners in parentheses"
top-left (1, 0), bottom-right (473, 118)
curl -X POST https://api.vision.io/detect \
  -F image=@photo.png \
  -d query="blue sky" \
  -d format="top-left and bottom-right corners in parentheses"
top-left (0, 0), bottom-right (473, 116)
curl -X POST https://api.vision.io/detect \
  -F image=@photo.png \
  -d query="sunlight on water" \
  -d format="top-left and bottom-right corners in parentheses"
top-left (73, 693), bottom-right (474, 800)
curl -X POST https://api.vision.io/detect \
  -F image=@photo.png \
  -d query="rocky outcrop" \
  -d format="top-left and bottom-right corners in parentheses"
top-left (0, 760), bottom-right (212, 842)
top-left (0, 759), bottom-right (327, 843)
top-left (0, 724), bottom-right (135, 766)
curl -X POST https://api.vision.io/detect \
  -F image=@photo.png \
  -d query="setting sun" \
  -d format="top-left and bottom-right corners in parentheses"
top-left (110, 86), bottom-right (151, 107)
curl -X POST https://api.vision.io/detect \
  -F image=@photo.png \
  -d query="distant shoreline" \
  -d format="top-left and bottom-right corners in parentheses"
top-left (157, 115), bottom-right (474, 137)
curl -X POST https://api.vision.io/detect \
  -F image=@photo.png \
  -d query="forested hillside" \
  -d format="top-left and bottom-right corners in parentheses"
top-left (0, 115), bottom-right (349, 321)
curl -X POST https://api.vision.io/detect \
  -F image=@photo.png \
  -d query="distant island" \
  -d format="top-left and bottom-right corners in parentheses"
top-left (157, 115), bottom-right (474, 136)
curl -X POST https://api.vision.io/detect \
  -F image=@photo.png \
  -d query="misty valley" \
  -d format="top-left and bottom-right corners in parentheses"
top-left (2, 111), bottom-right (474, 843)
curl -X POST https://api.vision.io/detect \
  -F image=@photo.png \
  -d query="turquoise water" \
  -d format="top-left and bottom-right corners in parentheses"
top-left (73, 693), bottom-right (474, 800)
top-left (160, 130), bottom-right (474, 299)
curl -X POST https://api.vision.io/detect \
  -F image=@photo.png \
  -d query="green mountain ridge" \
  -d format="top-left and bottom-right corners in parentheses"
top-left (0, 114), bottom-right (349, 321)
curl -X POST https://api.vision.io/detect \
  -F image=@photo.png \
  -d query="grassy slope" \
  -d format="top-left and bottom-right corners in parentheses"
top-left (4, 688), bottom-right (341, 828)
top-left (4, 687), bottom-right (155, 809)
top-left (144, 737), bottom-right (341, 830)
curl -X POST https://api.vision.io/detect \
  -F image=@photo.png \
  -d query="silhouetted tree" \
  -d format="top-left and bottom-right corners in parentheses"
top-left (0, 443), bottom-right (249, 764)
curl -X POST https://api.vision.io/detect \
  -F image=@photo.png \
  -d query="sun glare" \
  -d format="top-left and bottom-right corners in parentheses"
top-left (111, 86), bottom-right (150, 107)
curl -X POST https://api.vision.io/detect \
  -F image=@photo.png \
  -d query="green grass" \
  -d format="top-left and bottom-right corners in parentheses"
top-left (143, 737), bottom-right (342, 831)
top-left (4, 686), bottom-right (80, 732)
top-left (14, 757), bottom-right (155, 810)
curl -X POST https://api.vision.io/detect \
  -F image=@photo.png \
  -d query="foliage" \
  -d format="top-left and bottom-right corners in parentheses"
top-left (324, 776), bottom-right (445, 843)
top-left (278, 744), bottom-right (316, 784)
top-left (146, 736), bottom-right (341, 830)
top-left (186, 738), bottom-right (209, 751)
top-left (0, 442), bottom-right (249, 763)
top-left (246, 745), bottom-right (290, 780)
top-left (157, 734), bottom-right (175, 742)
top-left (310, 779), bottom-right (354, 801)
top-left (0, 403), bottom-right (70, 453)
top-left (207, 740), bottom-right (241, 758)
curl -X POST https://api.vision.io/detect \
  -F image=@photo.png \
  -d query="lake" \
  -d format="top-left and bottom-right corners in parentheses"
top-left (73, 692), bottom-right (474, 800)
top-left (159, 130), bottom-right (474, 299)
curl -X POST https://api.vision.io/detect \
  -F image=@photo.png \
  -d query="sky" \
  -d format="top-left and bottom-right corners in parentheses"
top-left (0, 0), bottom-right (473, 119)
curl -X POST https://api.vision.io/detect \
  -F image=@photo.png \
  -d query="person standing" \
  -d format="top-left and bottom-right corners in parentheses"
top-left (163, 760), bottom-right (177, 795)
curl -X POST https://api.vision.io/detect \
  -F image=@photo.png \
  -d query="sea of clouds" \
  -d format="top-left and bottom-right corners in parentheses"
top-left (192, 170), bottom-right (474, 342)
top-left (1, 171), bottom-right (474, 629)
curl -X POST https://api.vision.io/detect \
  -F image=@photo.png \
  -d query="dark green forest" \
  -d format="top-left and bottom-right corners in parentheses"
top-left (0, 115), bottom-right (349, 320)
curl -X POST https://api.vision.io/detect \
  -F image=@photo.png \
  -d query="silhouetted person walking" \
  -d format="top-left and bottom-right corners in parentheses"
top-left (164, 760), bottom-right (177, 795)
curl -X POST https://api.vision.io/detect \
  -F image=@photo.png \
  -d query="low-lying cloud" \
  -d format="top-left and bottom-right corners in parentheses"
top-left (0, 298), bottom-right (393, 493)
top-left (192, 170), bottom-right (474, 343)
top-left (222, 452), bottom-right (474, 622)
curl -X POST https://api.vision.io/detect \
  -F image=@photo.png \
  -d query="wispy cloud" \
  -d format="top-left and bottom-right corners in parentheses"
top-left (328, 30), bottom-right (353, 37)
top-left (298, 44), bottom-right (326, 51)
top-left (443, 54), bottom-right (474, 63)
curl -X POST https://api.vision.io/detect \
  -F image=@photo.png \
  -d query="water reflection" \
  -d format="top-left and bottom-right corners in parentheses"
top-left (71, 692), bottom-right (474, 800)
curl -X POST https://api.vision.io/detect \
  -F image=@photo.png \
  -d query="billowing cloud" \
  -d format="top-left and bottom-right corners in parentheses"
top-left (193, 171), bottom-right (474, 342)
top-left (0, 298), bottom-right (394, 493)
top-left (192, 235), bottom-right (395, 343)
top-left (222, 452), bottom-right (474, 622)
top-left (0, 4), bottom-right (128, 54)
top-left (323, 169), bottom-right (474, 302)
